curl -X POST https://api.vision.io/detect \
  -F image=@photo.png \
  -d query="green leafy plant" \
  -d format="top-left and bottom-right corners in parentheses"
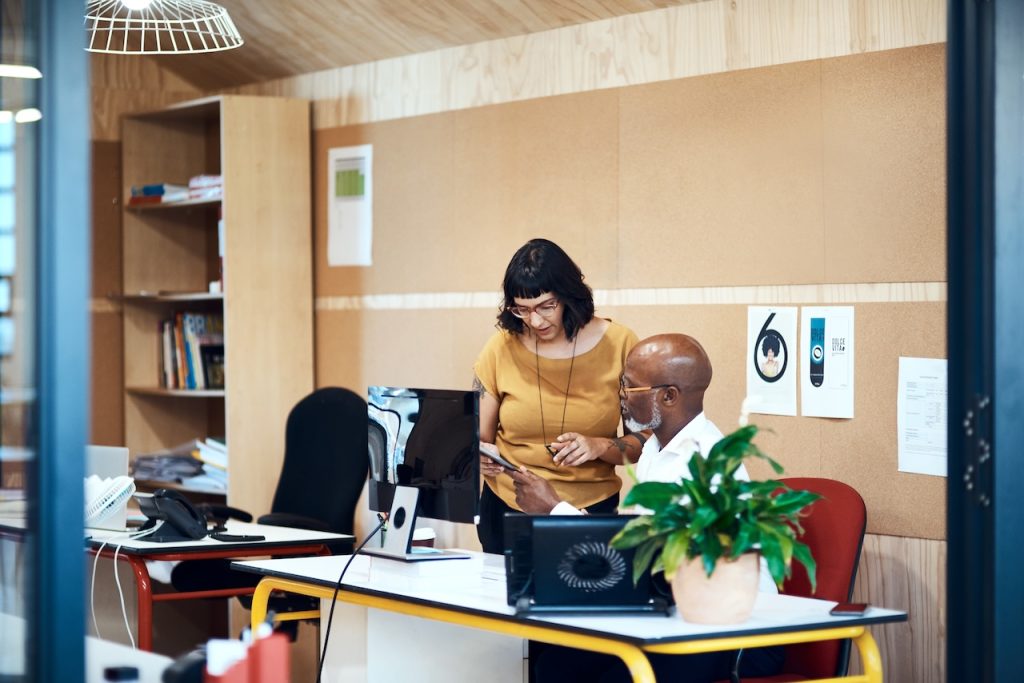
top-left (610, 424), bottom-right (821, 590)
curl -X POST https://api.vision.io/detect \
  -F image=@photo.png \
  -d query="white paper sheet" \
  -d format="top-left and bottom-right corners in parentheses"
top-left (746, 307), bottom-right (798, 416)
top-left (897, 357), bottom-right (947, 477)
top-left (799, 306), bottom-right (855, 418)
top-left (327, 144), bottom-right (373, 266)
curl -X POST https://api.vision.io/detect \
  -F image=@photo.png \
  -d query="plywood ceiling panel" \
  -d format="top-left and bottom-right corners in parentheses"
top-left (144, 0), bottom-right (701, 90)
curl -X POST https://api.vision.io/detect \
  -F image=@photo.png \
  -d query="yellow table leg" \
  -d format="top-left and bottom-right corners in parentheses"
top-left (855, 629), bottom-right (884, 682)
top-left (248, 576), bottom-right (657, 682)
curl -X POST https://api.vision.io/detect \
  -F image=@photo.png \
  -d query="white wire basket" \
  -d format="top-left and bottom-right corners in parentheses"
top-left (85, 0), bottom-right (244, 54)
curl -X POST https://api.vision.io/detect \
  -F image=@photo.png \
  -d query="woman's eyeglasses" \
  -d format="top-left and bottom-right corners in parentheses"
top-left (508, 298), bottom-right (560, 319)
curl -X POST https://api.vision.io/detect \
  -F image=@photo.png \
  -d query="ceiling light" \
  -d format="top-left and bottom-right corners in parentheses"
top-left (0, 65), bottom-right (42, 79)
top-left (85, 0), bottom-right (244, 55)
top-left (0, 112), bottom-right (12, 124)
top-left (13, 109), bottom-right (41, 124)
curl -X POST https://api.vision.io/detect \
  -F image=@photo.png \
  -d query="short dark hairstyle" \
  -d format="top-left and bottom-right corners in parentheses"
top-left (761, 333), bottom-right (781, 357)
top-left (497, 238), bottom-right (595, 340)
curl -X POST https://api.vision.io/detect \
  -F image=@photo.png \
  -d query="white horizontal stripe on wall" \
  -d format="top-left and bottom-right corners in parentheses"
top-left (314, 281), bottom-right (946, 312)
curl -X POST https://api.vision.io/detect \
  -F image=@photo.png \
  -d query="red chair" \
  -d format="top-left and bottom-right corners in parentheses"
top-left (729, 477), bottom-right (868, 682)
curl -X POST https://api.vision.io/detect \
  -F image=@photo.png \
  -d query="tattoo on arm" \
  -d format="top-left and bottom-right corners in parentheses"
top-left (472, 375), bottom-right (488, 399)
top-left (612, 438), bottom-right (628, 455)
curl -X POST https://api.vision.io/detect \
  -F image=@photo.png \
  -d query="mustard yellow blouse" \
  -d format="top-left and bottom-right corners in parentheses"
top-left (473, 320), bottom-right (638, 510)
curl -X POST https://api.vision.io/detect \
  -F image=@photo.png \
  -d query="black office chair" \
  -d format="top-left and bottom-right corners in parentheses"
top-left (170, 386), bottom-right (369, 633)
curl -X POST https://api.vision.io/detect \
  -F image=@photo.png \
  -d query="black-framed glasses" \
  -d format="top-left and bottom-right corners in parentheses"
top-left (508, 298), bottom-right (560, 319)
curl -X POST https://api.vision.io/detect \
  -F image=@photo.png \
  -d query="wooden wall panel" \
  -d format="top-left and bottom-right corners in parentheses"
top-left (850, 534), bottom-right (946, 683)
top-left (314, 113), bottom-right (457, 297)
top-left (228, 0), bottom-right (945, 129)
top-left (91, 140), bottom-right (124, 445)
top-left (822, 44), bottom-right (946, 283)
top-left (90, 54), bottom-right (202, 141)
top-left (618, 60), bottom-right (825, 287)
top-left (451, 92), bottom-right (621, 291)
top-left (90, 311), bottom-right (124, 446)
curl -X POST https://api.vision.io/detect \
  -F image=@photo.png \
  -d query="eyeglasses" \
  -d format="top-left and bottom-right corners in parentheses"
top-left (508, 298), bottom-right (560, 319)
top-left (619, 376), bottom-right (675, 395)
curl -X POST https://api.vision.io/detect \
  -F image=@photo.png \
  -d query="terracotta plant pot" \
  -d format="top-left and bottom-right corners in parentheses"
top-left (672, 552), bottom-right (760, 624)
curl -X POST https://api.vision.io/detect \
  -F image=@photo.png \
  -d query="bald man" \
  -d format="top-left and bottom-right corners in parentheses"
top-left (510, 333), bottom-right (749, 513)
top-left (513, 333), bottom-right (784, 683)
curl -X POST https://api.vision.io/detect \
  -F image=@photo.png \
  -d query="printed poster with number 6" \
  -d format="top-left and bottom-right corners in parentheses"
top-left (745, 307), bottom-right (798, 416)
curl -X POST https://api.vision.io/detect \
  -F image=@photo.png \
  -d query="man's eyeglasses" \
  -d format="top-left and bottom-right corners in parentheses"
top-left (619, 377), bottom-right (675, 395)
top-left (508, 298), bottom-right (560, 319)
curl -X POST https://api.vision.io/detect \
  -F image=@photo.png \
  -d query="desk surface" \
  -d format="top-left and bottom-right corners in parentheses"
top-left (86, 520), bottom-right (352, 555)
top-left (233, 552), bottom-right (906, 647)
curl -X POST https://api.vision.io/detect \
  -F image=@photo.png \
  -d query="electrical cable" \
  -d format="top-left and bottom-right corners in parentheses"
top-left (89, 522), bottom-right (162, 647)
top-left (316, 515), bottom-right (387, 683)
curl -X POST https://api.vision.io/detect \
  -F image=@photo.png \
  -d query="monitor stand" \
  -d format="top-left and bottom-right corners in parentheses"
top-left (362, 485), bottom-right (470, 562)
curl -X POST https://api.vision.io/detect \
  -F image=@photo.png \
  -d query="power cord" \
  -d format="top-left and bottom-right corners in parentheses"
top-left (316, 514), bottom-right (387, 683)
top-left (89, 522), bottom-right (162, 648)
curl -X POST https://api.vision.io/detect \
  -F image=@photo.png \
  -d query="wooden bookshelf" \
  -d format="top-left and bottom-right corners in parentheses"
top-left (125, 196), bottom-right (222, 211)
top-left (120, 95), bottom-right (314, 514)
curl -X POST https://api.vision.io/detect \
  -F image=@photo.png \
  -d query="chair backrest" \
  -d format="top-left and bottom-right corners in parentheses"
top-left (270, 387), bottom-right (369, 535)
top-left (776, 477), bottom-right (866, 678)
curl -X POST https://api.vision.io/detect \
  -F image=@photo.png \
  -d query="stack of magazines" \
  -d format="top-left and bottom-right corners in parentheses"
top-left (131, 439), bottom-right (227, 493)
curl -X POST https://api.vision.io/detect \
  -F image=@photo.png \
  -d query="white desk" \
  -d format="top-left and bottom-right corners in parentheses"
top-left (0, 612), bottom-right (173, 682)
top-left (85, 520), bottom-right (352, 651)
top-left (233, 552), bottom-right (906, 683)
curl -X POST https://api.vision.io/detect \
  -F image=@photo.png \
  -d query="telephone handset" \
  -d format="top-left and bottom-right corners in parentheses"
top-left (136, 489), bottom-right (208, 542)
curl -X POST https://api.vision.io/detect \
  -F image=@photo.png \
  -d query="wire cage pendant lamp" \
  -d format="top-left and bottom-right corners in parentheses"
top-left (85, 0), bottom-right (244, 55)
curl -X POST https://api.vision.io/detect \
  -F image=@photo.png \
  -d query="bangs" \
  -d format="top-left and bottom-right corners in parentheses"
top-left (505, 268), bottom-right (553, 301)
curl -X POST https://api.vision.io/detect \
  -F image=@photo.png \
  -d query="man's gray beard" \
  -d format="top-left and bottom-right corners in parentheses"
top-left (624, 400), bottom-right (662, 432)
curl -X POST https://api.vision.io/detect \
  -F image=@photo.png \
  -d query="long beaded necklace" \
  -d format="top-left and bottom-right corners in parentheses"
top-left (535, 334), bottom-right (579, 456)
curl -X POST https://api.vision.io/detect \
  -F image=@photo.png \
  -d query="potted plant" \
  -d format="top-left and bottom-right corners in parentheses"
top-left (610, 424), bottom-right (821, 624)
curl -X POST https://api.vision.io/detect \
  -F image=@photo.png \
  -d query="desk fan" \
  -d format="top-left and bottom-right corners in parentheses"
top-left (85, 474), bottom-right (136, 529)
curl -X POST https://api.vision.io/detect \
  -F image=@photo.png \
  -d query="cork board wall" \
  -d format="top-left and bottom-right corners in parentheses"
top-left (312, 44), bottom-right (948, 539)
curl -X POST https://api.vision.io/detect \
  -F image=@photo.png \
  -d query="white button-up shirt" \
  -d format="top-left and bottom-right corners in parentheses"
top-left (550, 412), bottom-right (776, 594)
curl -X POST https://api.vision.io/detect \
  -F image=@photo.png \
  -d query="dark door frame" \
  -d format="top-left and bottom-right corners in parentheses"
top-left (947, 0), bottom-right (1024, 679)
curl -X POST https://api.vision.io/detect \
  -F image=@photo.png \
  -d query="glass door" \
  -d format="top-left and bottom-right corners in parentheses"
top-left (0, 2), bottom-right (90, 680)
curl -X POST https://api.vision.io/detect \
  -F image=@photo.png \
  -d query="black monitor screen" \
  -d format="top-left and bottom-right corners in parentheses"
top-left (367, 386), bottom-right (479, 524)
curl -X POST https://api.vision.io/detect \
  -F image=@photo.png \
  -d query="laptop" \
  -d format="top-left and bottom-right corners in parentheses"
top-left (503, 514), bottom-right (672, 615)
top-left (85, 445), bottom-right (133, 532)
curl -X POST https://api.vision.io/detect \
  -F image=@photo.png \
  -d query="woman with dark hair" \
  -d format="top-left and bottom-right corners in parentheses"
top-left (473, 238), bottom-right (647, 553)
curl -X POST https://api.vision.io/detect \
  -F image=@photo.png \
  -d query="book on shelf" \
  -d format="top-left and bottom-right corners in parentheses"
top-left (196, 437), bottom-right (227, 470)
top-left (131, 182), bottom-right (188, 197)
top-left (159, 312), bottom-right (224, 390)
top-left (128, 182), bottom-right (190, 205)
top-left (188, 174), bottom-right (222, 189)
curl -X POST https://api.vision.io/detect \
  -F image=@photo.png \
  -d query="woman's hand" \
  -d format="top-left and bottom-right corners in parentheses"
top-left (479, 441), bottom-right (506, 478)
top-left (548, 433), bottom-right (611, 467)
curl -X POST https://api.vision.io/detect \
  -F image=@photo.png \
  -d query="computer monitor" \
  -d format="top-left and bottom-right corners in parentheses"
top-left (366, 386), bottom-right (479, 561)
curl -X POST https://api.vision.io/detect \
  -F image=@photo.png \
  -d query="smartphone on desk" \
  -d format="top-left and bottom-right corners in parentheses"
top-left (830, 602), bottom-right (869, 616)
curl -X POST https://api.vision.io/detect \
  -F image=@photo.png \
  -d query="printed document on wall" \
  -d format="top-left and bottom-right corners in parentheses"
top-left (327, 144), bottom-right (373, 266)
top-left (745, 307), bottom-right (798, 416)
top-left (897, 357), bottom-right (947, 477)
top-left (799, 306), bottom-right (855, 418)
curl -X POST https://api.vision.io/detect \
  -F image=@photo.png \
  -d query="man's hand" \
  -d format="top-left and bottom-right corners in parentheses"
top-left (509, 467), bottom-right (562, 513)
top-left (548, 433), bottom-right (610, 467)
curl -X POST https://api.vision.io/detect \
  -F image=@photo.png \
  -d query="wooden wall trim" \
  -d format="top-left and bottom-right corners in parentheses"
top-left (314, 282), bottom-right (947, 312)
top-left (227, 0), bottom-right (946, 128)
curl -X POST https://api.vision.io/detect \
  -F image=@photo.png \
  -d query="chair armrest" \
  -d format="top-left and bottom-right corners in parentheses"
top-left (197, 503), bottom-right (253, 523)
top-left (257, 512), bottom-right (332, 532)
